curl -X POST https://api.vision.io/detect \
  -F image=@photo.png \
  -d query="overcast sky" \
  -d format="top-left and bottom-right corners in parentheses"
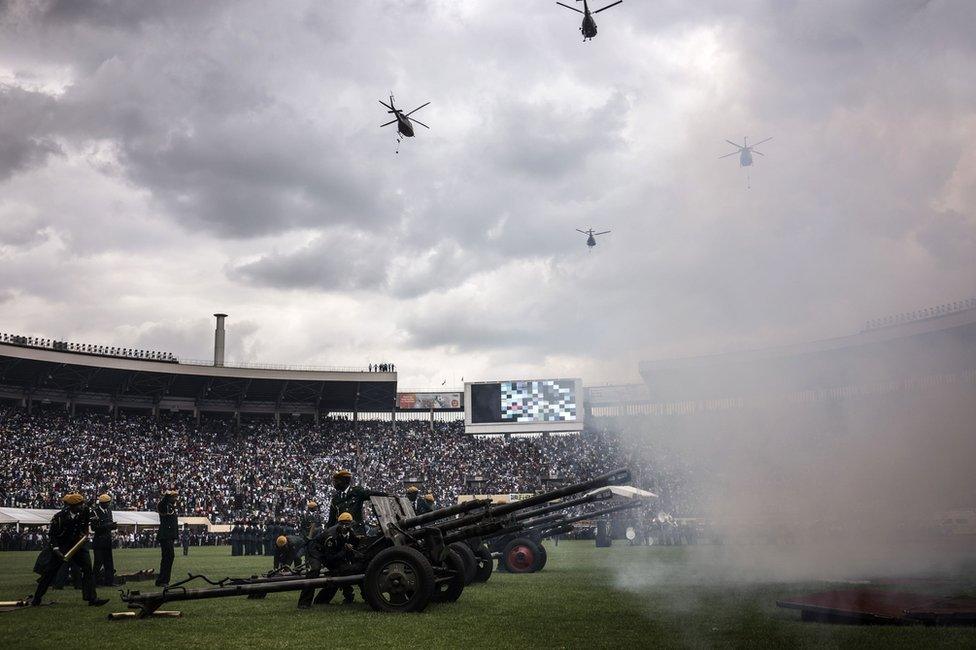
top-left (1, 0), bottom-right (974, 389)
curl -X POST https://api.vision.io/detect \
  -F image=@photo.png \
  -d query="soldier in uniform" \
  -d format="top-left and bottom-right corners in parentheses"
top-left (298, 500), bottom-right (322, 543)
top-left (326, 470), bottom-right (387, 529)
top-left (243, 524), bottom-right (253, 555)
top-left (31, 492), bottom-right (109, 607)
top-left (254, 525), bottom-right (263, 555)
top-left (229, 523), bottom-right (239, 556)
top-left (274, 533), bottom-right (306, 569)
top-left (90, 493), bottom-right (117, 586)
top-left (264, 521), bottom-right (276, 557)
top-left (420, 493), bottom-right (436, 514)
top-left (155, 490), bottom-right (179, 586)
top-left (296, 525), bottom-right (326, 609)
top-left (180, 526), bottom-right (191, 556)
top-left (322, 512), bottom-right (363, 604)
top-left (405, 486), bottom-right (424, 513)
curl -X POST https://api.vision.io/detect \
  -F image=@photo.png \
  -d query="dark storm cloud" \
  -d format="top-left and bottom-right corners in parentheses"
top-left (0, 86), bottom-right (61, 180)
top-left (0, 0), bottom-right (974, 382)
top-left (231, 231), bottom-right (388, 292)
top-left (483, 92), bottom-right (629, 179)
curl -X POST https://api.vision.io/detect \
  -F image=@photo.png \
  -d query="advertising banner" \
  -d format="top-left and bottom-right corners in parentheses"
top-left (397, 392), bottom-right (462, 410)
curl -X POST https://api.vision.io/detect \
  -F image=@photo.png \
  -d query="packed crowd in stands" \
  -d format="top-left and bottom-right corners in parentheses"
top-left (0, 527), bottom-right (226, 551)
top-left (0, 405), bottom-right (700, 526)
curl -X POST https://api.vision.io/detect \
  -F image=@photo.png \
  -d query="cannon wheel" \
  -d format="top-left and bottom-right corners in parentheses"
top-left (473, 544), bottom-right (493, 583)
top-left (363, 546), bottom-right (434, 613)
top-left (502, 537), bottom-right (541, 573)
top-left (448, 542), bottom-right (477, 585)
top-left (431, 549), bottom-right (465, 603)
top-left (536, 543), bottom-right (548, 571)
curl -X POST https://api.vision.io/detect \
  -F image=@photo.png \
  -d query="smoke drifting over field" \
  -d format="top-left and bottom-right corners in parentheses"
top-left (609, 368), bottom-right (976, 586)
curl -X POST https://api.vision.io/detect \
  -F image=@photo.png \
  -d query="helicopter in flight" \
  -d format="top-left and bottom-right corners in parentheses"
top-left (577, 228), bottom-right (611, 249)
top-left (719, 136), bottom-right (772, 168)
top-left (379, 94), bottom-right (430, 153)
top-left (556, 0), bottom-right (623, 41)
top-left (720, 136), bottom-right (772, 188)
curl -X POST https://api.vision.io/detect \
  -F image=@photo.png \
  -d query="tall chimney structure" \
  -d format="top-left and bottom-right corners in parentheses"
top-left (213, 313), bottom-right (227, 367)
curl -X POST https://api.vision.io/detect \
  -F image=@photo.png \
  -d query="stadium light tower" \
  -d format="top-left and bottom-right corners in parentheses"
top-left (213, 313), bottom-right (227, 367)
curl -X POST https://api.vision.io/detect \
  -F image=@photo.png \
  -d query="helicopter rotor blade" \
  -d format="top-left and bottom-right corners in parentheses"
top-left (751, 149), bottom-right (765, 156)
top-left (380, 119), bottom-right (397, 128)
top-left (556, 2), bottom-right (585, 13)
top-left (751, 137), bottom-right (773, 147)
top-left (408, 117), bottom-right (430, 129)
top-left (379, 100), bottom-right (394, 110)
top-left (405, 102), bottom-right (430, 117)
top-left (576, 229), bottom-right (589, 235)
top-left (592, 0), bottom-right (623, 14)
top-left (725, 139), bottom-right (744, 149)
top-left (718, 151), bottom-right (740, 159)
top-left (594, 230), bottom-right (611, 236)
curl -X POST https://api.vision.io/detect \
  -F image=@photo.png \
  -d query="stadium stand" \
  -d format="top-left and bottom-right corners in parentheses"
top-left (0, 335), bottom-right (396, 419)
top-left (0, 406), bottom-right (695, 523)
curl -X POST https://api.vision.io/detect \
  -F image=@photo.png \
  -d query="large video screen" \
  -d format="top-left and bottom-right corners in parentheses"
top-left (465, 379), bottom-right (584, 434)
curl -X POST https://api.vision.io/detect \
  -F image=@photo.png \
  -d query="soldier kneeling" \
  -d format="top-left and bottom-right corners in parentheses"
top-left (323, 512), bottom-right (362, 604)
top-left (274, 534), bottom-right (305, 570)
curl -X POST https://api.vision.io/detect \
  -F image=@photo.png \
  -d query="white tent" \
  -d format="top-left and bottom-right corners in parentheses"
top-left (586, 485), bottom-right (658, 499)
top-left (0, 508), bottom-right (53, 525)
top-left (0, 507), bottom-right (160, 529)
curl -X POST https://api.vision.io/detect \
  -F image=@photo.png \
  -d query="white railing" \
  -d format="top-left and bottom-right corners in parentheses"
top-left (0, 333), bottom-right (389, 374)
top-left (177, 358), bottom-right (374, 373)
top-left (863, 298), bottom-right (976, 332)
top-left (0, 332), bottom-right (177, 362)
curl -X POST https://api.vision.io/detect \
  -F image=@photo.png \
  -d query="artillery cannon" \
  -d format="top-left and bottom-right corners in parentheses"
top-left (490, 500), bottom-right (644, 573)
top-left (117, 468), bottom-right (631, 617)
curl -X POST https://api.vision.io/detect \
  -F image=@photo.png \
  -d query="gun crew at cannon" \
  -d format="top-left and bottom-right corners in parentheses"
top-left (114, 468), bottom-right (637, 617)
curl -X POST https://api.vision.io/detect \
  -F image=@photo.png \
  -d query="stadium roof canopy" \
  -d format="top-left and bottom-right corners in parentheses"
top-left (0, 341), bottom-right (396, 416)
top-left (638, 300), bottom-right (976, 402)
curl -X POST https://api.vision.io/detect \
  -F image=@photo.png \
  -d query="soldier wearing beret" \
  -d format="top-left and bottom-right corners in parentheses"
top-left (155, 490), bottom-right (179, 586)
top-left (326, 470), bottom-right (387, 529)
top-left (322, 512), bottom-right (363, 604)
top-left (405, 485), bottom-right (425, 514)
top-left (31, 492), bottom-right (109, 607)
top-left (274, 534), bottom-right (306, 570)
top-left (298, 500), bottom-right (322, 545)
top-left (90, 493), bottom-right (117, 586)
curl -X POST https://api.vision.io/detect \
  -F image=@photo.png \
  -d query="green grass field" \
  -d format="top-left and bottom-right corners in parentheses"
top-left (2, 542), bottom-right (975, 649)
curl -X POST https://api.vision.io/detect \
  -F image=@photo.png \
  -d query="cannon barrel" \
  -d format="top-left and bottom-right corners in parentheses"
top-left (540, 523), bottom-right (575, 538)
top-left (121, 573), bottom-right (364, 612)
top-left (556, 499), bottom-right (643, 526)
top-left (510, 501), bottom-right (642, 538)
top-left (476, 513), bottom-right (569, 543)
top-left (490, 468), bottom-right (630, 517)
top-left (480, 501), bottom-right (646, 545)
top-left (507, 488), bottom-right (614, 523)
top-left (398, 497), bottom-right (493, 529)
top-left (433, 469), bottom-right (631, 536)
top-left (511, 511), bottom-right (567, 532)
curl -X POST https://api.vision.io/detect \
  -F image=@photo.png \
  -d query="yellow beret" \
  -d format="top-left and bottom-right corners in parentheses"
top-left (275, 535), bottom-right (288, 548)
top-left (97, 494), bottom-right (111, 504)
top-left (334, 470), bottom-right (352, 479)
top-left (307, 500), bottom-right (318, 509)
top-left (424, 494), bottom-right (434, 503)
top-left (406, 486), bottom-right (419, 493)
top-left (164, 490), bottom-right (178, 496)
top-left (63, 492), bottom-right (84, 506)
top-left (337, 512), bottom-right (354, 523)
